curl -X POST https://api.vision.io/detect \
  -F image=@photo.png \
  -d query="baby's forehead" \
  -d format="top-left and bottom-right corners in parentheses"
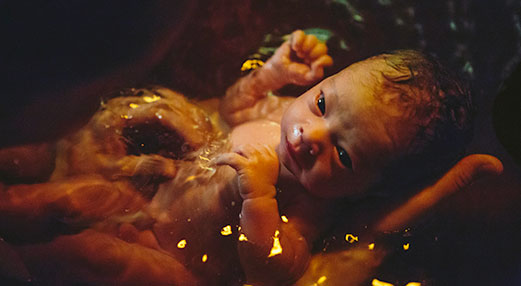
top-left (334, 58), bottom-right (403, 104)
top-left (334, 58), bottom-right (420, 157)
top-left (340, 56), bottom-right (396, 79)
top-left (334, 58), bottom-right (393, 92)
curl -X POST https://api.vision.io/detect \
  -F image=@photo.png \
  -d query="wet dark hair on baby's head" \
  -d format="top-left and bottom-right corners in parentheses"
top-left (375, 49), bottom-right (474, 192)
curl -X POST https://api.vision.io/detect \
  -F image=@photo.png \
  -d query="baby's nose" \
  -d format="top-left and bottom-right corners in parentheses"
top-left (300, 122), bottom-right (328, 155)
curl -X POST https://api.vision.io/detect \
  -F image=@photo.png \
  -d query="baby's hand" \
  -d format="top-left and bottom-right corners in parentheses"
top-left (214, 145), bottom-right (279, 200)
top-left (267, 30), bottom-right (333, 87)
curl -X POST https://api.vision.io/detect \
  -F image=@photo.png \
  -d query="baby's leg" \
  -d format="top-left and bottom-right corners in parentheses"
top-left (17, 229), bottom-right (201, 285)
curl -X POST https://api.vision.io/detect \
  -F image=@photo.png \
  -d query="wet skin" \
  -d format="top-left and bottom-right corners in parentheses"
top-left (232, 58), bottom-right (412, 199)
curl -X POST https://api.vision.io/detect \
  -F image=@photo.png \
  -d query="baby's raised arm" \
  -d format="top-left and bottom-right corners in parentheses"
top-left (219, 30), bottom-right (333, 126)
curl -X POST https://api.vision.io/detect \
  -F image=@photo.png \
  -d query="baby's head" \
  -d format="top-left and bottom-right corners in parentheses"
top-left (278, 50), bottom-right (472, 198)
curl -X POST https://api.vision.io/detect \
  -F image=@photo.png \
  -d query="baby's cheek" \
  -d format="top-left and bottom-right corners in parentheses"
top-left (300, 169), bottom-right (329, 193)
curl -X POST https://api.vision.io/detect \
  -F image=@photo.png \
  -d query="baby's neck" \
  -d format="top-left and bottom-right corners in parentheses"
top-left (275, 162), bottom-right (313, 200)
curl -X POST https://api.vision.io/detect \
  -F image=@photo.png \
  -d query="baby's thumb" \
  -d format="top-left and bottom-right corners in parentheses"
top-left (211, 153), bottom-right (246, 172)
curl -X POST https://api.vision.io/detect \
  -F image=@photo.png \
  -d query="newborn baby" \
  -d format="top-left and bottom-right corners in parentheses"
top-left (0, 30), bottom-right (474, 286)
top-left (143, 30), bottom-right (473, 285)
top-left (210, 30), bottom-right (473, 284)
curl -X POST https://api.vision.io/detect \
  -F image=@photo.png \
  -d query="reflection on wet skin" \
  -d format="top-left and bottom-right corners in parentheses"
top-left (0, 80), bottom-right (504, 285)
top-left (1, 0), bottom-right (517, 281)
top-left (0, 87), bottom-right (242, 284)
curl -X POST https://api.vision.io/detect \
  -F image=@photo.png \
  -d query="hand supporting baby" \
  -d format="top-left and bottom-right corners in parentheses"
top-left (296, 154), bottom-right (504, 286)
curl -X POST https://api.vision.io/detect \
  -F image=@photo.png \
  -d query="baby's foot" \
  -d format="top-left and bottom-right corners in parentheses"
top-left (267, 30), bottom-right (333, 87)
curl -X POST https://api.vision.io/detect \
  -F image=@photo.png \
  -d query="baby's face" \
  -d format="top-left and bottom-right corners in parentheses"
top-left (277, 58), bottom-right (413, 198)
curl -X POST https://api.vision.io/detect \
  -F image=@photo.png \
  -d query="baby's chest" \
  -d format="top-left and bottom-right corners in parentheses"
top-left (230, 119), bottom-right (281, 150)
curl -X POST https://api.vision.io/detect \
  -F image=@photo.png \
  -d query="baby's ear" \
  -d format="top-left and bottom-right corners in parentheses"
top-left (375, 154), bottom-right (503, 233)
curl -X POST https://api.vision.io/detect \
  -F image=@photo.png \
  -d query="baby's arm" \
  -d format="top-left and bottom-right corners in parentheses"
top-left (220, 30), bottom-right (333, 126)
top-left (215, 145), bottom-right (314, 284)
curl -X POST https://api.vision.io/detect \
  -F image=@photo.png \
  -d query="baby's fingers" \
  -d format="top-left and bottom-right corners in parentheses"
top-left (305, 54), bottom-right (333, 82)
top-left (312, 54), bottom-right (333, 69)
top-left (291, 32), bottom-right (319, 59)
top-left (301, 34), bottom-right (318, 54)
top-left (290, 30), bottom-right (306, 52)
top-left (309, 42), bottom-right (328, 61)
top-left (213, 152), bottom-right (248, 171)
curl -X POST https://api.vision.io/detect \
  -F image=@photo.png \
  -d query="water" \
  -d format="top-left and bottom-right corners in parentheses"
top-left (2, 0), bottom-right (521, 284)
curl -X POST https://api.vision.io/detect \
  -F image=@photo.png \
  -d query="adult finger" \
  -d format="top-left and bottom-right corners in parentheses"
top-left (375, 154), bottom-right (503, 233)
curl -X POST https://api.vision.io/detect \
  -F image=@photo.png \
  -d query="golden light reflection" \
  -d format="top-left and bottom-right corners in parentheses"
top-left (317, 275), bottom-right (327, 284)
top-left (268, 230), bottom-right (282, 257)
top-left (199, 155), bottom-right (211, 162)
top-left (281, 215), bottom-right (289, 223)
top-left (403, 243), bottom-right (410, 251)
top-left (221, 225), bottom-right (233, 236)
top-left (184, 175), bottom-right (197, 183)
top-left (372, 278), bottom-right (394, 286)
top-left (345, 233), bottom-right (359, 243)
top-left (202, 254), bottom-right (208, 263)
top-left (120, 114), bottom-right (129, 119)
top-left (238, 233), bottom-right (248, 242)
top-left (241, 59), bottom-right (264, 71)
top-left (405, 283), bottom-right (421, 286)
top-left (177, 239), bottom-right (187, 249)
top-left (368, 243), bottom-right (375, 250)
top-left (129, 103), bottom-right (139, 109)
top-left (143, 94), bottom-right (161, 103)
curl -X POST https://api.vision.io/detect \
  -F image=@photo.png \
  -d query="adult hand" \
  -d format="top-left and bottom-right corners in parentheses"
top-left (296, 154), bottom-right (503, 286)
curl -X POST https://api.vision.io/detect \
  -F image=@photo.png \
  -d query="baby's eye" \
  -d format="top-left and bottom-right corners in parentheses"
top-left (316, 92), bottom-right (326, 115)
top-left (336, 146), bottom-right (353, 169)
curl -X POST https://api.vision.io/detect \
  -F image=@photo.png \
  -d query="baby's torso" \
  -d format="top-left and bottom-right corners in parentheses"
top-left (134, 107), bottom-right (331, 284)
top-left (229, 119), bottom-right (281, 151)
